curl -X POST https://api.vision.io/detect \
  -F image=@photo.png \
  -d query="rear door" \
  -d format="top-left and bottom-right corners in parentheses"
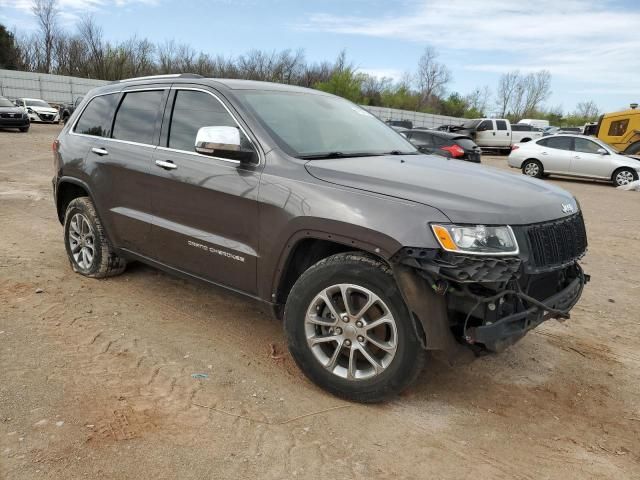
top-left (148, 86), bottom-right (262, 295)
top-left (87, 86), bottom-right (169, 257)
top-left (495, 120), bottom-right (511, 147)
top-left (537, 136), bottom-right (573, 174)
top-left (570, 137), bottom-right (612, 178)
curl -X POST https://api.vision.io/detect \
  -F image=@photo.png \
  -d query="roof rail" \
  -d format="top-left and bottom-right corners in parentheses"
top-left (118, 73), bottom-right (204, 83)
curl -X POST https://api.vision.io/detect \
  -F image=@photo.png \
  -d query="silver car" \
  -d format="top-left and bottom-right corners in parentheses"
top-left (508, 134), bottom-right (640, 187)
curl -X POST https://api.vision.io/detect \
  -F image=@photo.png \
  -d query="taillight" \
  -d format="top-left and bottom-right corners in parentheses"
top-left (52, 139), bottom-right (60, 153)
top-left (440, 144), bottom-right (465, 158)
top-left (511, 144), bottom-right (520, 151)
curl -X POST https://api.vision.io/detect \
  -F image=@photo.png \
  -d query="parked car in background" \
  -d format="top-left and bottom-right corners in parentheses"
top-left (404, 129), bottom-right (481, 162)
top-left (13, 98), bottom-right (60, 124)
top-left (518, 118), bottom-right (550, 129)
top-left (542, 126), bottom-right (560, 136)
top-left (0, 96), bottom-right (30, 132)
top-left (458, 118), bottom-right (541, 153)
top-left (511, 123), bottom-right (543, 142)
top-left (558, 127), bottom-right (582, 134)
top-left (58, 96), bottom-right (84, 124)
top-left (508, 134), bottom-right (640, 186)
top-left (592, 103), bottom-right (640, 155)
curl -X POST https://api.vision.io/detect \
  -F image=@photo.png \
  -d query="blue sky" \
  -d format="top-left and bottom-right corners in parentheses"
top-left (1, 0), bottom-right (638, 113)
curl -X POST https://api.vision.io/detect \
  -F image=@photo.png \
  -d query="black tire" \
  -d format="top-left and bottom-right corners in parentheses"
top-left (284, 252), bottom-right (426, 403)
top-left (63, 196), bottom-right (126, 278)
top-left (522, 159), bottom-right (544, 178)
top-left (612, 167), bottom-right (638, 187)
top-left (19, 126), bottom-right (29, 133)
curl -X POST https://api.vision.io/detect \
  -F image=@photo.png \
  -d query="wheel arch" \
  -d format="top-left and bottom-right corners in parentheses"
top-left (55, 177), bottom-right (94, 224)
top-left (270, 231), bottom-right (397, 316)
top-left (521, 157), bottom-right (542, 169)
top-left (611, 166), bottom-right (639, 183)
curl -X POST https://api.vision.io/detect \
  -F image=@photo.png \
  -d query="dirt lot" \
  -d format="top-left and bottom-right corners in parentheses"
top-left (1, 124), bottom-right (639, 479)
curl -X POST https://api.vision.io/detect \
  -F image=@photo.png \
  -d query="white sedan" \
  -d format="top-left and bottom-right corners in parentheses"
top-left (508, 134), bottom-right (640, 187)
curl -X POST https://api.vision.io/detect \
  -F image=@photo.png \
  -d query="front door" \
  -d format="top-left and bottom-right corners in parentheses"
top-left (570, 137), bottom-right (612, 178)
top-left (149, 87), bottom-right (262, 295)
top-left (474, 119), bottom-right (495, 147)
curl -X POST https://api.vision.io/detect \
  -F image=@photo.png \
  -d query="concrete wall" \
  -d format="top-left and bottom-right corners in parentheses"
top-left (361, 105), bottom-right (465, 128)
top-left (0, 69), bottom-right (108, 105)
top-left (0, 70), bottom-right (467, 127)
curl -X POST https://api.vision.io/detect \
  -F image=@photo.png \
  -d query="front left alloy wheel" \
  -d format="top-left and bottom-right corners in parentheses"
top-left (284, 253), bottom-right (426, 403)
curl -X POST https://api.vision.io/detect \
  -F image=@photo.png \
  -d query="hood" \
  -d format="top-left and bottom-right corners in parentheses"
top-left (28, 106), bottom-right (57, 114)
top-left (305, 154), bottom-right (578, 225)
top-left (0, 106), bottom-right (25, 115)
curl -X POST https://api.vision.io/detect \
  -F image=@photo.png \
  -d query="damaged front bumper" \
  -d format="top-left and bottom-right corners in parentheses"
top-left (392, 246), bottom-right (589, 359)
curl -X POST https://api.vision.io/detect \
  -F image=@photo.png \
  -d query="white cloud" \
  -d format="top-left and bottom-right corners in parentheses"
top-left (358, 68), bottom-right (404, 81)
top-left (297, 0), bottom-right (640, 94)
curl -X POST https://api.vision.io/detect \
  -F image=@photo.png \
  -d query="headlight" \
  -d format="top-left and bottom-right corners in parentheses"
top-left (431, 224), bottom-right (519, 255)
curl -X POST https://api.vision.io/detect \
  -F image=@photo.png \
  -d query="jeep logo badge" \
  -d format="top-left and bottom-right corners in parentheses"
top-left (561, 203), bottom-right (575, 214)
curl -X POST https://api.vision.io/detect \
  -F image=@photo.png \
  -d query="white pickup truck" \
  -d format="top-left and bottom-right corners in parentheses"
top-left (457, 118), bottom-right (543, 153)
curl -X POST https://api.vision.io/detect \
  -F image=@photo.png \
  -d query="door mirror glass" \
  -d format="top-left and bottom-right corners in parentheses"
top-left (597, 148), bottom-right (608, 155)
top-left (195, 126), bottom-right (255, 163)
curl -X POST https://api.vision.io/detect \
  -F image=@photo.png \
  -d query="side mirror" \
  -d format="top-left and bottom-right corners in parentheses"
top-left (597, 148), bottom-right (608, 155)
top-left (195, 126), bottom-right (256, 163)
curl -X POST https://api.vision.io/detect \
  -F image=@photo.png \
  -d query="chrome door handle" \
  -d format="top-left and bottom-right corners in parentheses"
top-left (91, 147), bottom-right (108, 156)
top-left (155, 160), bottom-right (177, 170)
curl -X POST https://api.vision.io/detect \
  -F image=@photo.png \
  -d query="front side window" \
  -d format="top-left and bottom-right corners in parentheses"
top-left (545, 136), bottom-right (573, 151)
top-left (608, 119), bottom-right (629, 136)
top-left (112, 90), bottom-right (165, 145)
top-left (477, 120), bottom-right (493, 131)
top-left (168, 90), bottom-right (240, 152)
top-left (237, 91), bottom-right (416, 157)
top-left (74, 94), bottom-right (119, 137)
top-left (496, 120), bottom-right (508, 130)
top-left (574, 138), bottom-right (602, 154)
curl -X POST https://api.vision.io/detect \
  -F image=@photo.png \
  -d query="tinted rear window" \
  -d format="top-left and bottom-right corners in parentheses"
top-left (112, 90), bottom-right (165, 145)
top-left (407, 131), bottom-right (433, 146)
top-left (496, 120), bottom-right (508, 130)
top-left (74, 94), bottom-right (119, 137)
top-left (544, 136), bottom-right (573, 150)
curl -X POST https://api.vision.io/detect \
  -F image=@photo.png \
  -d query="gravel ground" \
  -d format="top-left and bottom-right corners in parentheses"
top-left (1, 124), bottom-right (639, 479)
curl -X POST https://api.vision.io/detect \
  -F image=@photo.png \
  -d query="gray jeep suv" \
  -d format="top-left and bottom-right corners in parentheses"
top-left (52, 74), bottom-right (588, 402)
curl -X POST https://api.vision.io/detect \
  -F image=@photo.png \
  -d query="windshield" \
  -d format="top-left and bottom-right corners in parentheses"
top-left (237, 91), bottom-right (417, 157)
top-left (0, 97), bottom-right (15, 107)
top-left (461, 119), bottom-right (480, 129)
top-left (26, 99), bottom-right (51, 108)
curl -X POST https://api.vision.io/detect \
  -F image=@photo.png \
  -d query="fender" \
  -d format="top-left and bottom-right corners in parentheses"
top-left (267, 222), bottom-right (401, 300)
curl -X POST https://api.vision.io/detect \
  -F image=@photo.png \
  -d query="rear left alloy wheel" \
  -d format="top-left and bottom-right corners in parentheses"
top-left (64, 197), bottom-right (126, 278)
top-left (522, 159), bottom-right (543, 178)
top-left (284, 253), bottom-right (426, 403)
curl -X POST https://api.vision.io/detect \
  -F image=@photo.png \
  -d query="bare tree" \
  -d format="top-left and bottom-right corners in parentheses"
top-left (32, 0), bottom-right (59, 73)
top-left (77, 16), bottom-right (105, 78)
top-left (465, 86), bottom-right (491, 115)
top-left (496, 70), bottom-right (551, 119)
top-left (415, 46), bottom-right (451, 109)
top-left (574, 100), bottom-right (599, 120)
top-left (496, 71), bottom-right (520, 118)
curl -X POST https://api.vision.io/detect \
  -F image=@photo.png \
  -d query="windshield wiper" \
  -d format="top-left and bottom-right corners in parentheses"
top-left (297, 152), bottom-right (385, 160)
top-left (384, 150), bottom-right (419, 155)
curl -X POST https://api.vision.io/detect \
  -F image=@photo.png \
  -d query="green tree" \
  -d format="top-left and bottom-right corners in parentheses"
top-left (0, 24), bottom-right (21, 69)
top-left (314, 69), bottom-right (365, 103)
